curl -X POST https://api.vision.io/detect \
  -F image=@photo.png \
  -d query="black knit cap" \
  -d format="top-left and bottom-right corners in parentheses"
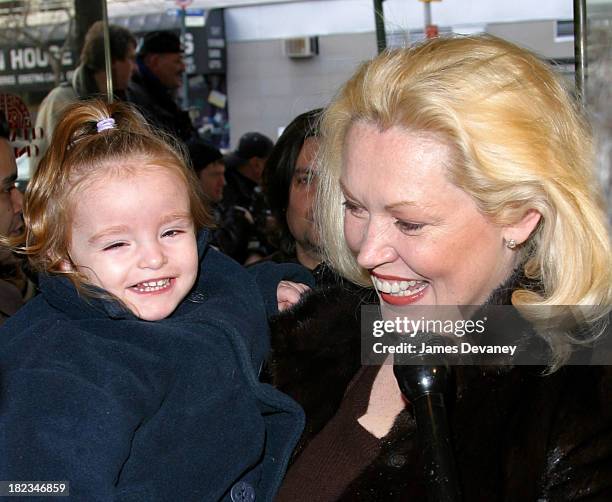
top-left (138, 30), bottom-right (183, 57)
top-left (187, 138), bottom-right (223, 173)
top-left (235, 132), bottom-right (274, 160)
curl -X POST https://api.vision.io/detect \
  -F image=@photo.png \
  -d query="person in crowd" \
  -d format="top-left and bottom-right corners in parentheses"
top-left (263, 109), bottom-right (376, 446)
top-left (128, 30), bottom-right (196, 143)
top-left (274, 35), bottom-right (612, 501)
top-left (186, 137), bottom-right (247, 256)
top-left (224, 131), bottom-right (273, 187)
top-left (221, 131), bottom-right (275, 263)
top-left (0, 113), bottom-right (31, 323)
top-left (0, 100), bottom-right (312, 500)
top-left (35, 21), bottom-right (136, 163)
top-left (262, 108), bottom-right (378, 291)
top-left (263, 109), bottom-right (323, 271)
top-left (186, 137), bottom-right (226, 204)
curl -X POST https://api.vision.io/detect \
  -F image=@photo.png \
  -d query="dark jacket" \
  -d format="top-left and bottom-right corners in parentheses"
top-left (128, 64), bottom-right (195, 143)
top-left (0, 232), bottom-right (312, 501)
top-left (0, 278), bottom-right (23, 324)
top-left (0, 252), bottom-right (35, 325)
top-left (222, 167), bottom-right (259, 211)
top-left (271, 283), bottom-right (612, 501)
top-left (217, 169), bottom-right (274, 263)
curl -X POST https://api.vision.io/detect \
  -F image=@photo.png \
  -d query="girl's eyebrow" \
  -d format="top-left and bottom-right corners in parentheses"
top-left (88, 225), bottom-right (130, 245)
top-left (88, 213), bottom-right (193, 245)
top-left (159, 212), bottom-right (193, 226)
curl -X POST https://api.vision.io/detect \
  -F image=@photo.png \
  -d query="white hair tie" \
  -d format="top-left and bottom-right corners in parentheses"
top-left (96, 117), bottom-right (116, 133)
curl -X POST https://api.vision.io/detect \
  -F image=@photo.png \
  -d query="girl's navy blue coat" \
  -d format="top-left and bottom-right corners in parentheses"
top-left (0, 232), bottom-right (312, 501)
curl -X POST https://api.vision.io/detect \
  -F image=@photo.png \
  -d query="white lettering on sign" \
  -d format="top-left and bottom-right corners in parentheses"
top-left (17, 72), bottom-right (57, 84)
top-left (182, 32), bottom-right (194, 56)
top-left (0, 75), bottom-right (16, 85)
top-left (48, 45), bottom-right (73, 67)
top-left (207, 39), bottom-right (225, 48)
top-left (10, 49), bottom-right (24, 70)
top-left (24, 48), bottom-right (36, 68)
top-left (9, 47), bottom-right (71, 71)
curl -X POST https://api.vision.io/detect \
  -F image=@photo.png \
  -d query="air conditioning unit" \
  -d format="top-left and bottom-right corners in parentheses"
top-left (283, 37), bottom-right (319, 59)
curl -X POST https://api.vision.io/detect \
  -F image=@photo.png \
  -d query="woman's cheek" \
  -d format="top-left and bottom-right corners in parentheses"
top-left (344, 214), bottom-right (364, 255)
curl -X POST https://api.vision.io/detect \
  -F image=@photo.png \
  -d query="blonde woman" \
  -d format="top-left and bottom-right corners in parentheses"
top-left (275, 35), bottom-right (612, 501)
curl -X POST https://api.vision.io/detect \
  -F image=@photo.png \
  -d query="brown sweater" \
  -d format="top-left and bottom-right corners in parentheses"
top-left (277, 366), bottom-right (384, 501)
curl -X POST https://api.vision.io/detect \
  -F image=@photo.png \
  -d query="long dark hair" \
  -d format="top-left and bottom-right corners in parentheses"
top-left (262, 108), bottom-right (322, 256)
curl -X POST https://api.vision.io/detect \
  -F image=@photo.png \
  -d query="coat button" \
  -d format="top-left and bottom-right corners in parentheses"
top-left (387, 453), bottom-right (407, 468)
top-left (230, 481), bottom-right (256, 502)
top-left (187, 291), bottom-right (206, 303)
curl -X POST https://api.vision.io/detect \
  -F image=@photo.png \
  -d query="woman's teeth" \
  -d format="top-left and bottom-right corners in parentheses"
top-left (372, 277), bottom-right (428, 296)
top-left (132, 279), bottom-right (170, 292)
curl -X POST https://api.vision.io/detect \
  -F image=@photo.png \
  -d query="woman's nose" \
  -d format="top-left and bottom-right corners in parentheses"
top-left (356, 220), bottom-right (398, 270)
top-left (138, 241), bottom-right (167, 269)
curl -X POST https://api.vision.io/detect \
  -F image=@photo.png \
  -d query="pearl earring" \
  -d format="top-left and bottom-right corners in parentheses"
top-left (505, 239), bottom-right (517, 249)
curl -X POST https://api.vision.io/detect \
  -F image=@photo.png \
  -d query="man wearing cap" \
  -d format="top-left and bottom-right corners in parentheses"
top-left (187, 138), bottom-right (255, 259)
top-left (187, 138), bottom-right (226, 204)
top-left (220, 132), bottom-right (275, 264)
top-left (128, 30), bottom-right (196, 142)
top-left (223, 132), bottom-right (273, 207)
top-left (187, 137), bottom-right (268, 263)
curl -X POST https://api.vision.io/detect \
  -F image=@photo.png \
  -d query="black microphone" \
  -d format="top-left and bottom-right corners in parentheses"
top-left (393, 333), bottom-right (462, 502)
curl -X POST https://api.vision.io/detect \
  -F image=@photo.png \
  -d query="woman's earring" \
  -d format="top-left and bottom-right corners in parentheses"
top-left (505, 238), bottom-right (517, 250)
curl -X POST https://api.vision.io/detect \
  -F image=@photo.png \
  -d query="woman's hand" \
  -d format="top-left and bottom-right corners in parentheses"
top-left (277, 280), bottom-right (311, 312)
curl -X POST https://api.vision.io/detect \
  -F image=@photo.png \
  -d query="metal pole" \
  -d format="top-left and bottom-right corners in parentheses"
top-left (424, 1), bottom-right (432, 27)
top-left (573, 0), bottom-right (587, 104)
top-left (101, 0), bottom-right (113, 103)
top-left (180, 7), bottom-right (189, 109)
top-left (421, 0), bottom-right (441, 40)
top-left (373, 0), bottom-right (386, 53)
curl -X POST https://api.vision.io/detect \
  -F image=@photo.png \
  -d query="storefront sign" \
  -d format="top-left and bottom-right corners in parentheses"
top-left (0, 9), bottom-right (225, 91)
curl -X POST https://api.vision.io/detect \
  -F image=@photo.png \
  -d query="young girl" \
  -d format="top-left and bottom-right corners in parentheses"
top-left (0, 100), bottom-right (311, 501)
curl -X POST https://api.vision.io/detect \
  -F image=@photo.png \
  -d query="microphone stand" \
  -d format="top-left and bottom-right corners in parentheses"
top-left (393, 362), bottom-right (462, 502)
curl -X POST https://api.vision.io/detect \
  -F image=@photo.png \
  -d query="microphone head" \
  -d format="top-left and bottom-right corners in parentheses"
top-left (393, 364), bottom-right (451, 402)
top-left (392, 331), bottom-right (457, 401)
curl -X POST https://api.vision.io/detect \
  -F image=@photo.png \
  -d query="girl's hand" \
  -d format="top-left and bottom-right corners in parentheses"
top-left (277, 280), bottom-right (311, 312)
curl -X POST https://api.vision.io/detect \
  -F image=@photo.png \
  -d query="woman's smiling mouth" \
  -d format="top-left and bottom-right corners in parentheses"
top-left (371, 273), bottom-right (429, 305)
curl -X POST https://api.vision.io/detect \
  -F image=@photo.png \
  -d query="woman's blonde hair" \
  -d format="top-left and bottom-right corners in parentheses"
top-left (317, 35), bottom-right (611, 365)
top-left (9, 99), bottom-right (211, 290)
